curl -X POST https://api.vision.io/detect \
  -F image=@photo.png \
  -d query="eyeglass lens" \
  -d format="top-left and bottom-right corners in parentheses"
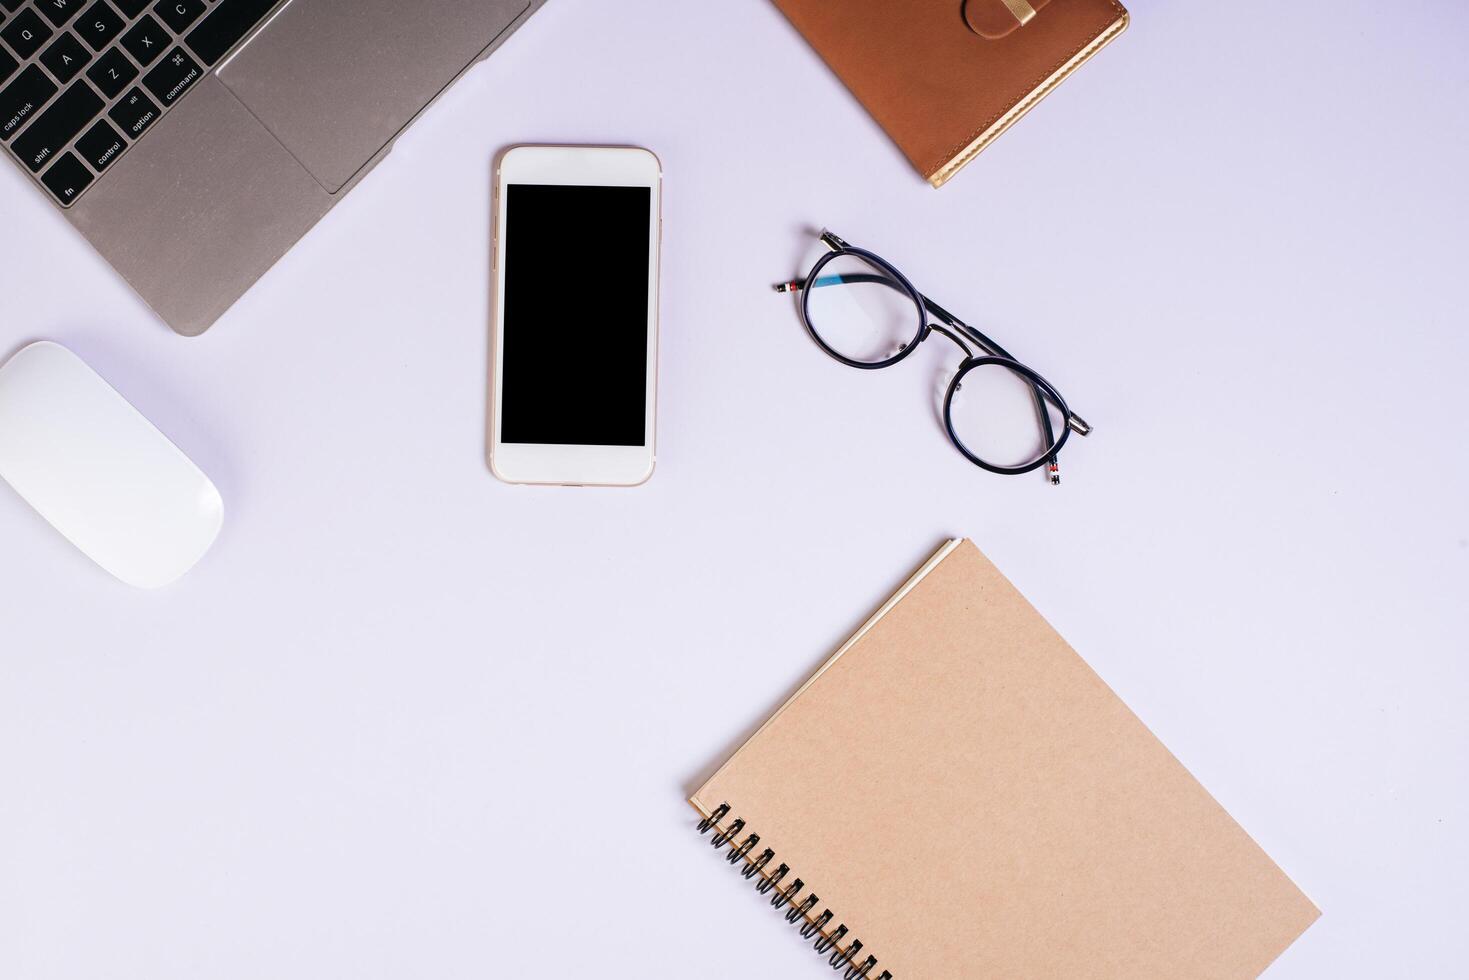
top-left (947, 361), bottom-right (1064, 469)
top-left (803, 253), bottom-right (922, 365)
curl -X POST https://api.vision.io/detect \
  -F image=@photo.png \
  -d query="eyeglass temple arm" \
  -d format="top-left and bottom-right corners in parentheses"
top-left (772, 230), bottom-right (854, 293)
top-left (819, 229), bottom-right (850, 251)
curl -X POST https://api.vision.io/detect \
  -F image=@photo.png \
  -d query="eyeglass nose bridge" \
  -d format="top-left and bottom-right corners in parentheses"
top-left (927, 322), bottom-right (975, 359)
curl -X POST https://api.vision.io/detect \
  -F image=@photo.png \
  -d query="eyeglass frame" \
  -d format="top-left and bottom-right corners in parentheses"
top-left (775, 229), bottom-right (1092, 485)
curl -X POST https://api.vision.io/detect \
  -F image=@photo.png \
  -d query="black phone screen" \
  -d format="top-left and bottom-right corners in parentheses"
top-left (499, 183), bottom-right (652, 446)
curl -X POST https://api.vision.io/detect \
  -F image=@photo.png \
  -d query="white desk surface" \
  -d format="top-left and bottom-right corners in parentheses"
top-left (2, 1), bottom-right (1466, 977)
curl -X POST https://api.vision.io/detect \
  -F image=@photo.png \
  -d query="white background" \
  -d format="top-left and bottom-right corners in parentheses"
top-left (2, 1), bottom-right (1466, 977)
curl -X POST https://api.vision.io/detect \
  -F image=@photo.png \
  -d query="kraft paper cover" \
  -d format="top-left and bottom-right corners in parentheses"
top-left (692, 539), bottom-right (1317, 977)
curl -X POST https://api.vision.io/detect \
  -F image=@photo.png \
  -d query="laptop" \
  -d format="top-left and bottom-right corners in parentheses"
top-left (0, 0), bottom-right (546, 336)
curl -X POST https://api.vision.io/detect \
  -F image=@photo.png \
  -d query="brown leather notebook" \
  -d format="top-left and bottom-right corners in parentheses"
top-left (690, 540), bottom-right (1318, 978)
top-left (773, 0), bottom-right (1130, 187)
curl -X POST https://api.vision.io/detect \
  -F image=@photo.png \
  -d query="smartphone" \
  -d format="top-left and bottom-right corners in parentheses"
top-left (489, 145), bottom-right (662, 486)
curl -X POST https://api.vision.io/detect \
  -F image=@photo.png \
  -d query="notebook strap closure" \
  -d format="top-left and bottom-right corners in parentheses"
top-left (964, 0), bottom-right (1052, 39)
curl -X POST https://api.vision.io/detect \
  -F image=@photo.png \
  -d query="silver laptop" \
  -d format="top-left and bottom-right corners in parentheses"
top-left (1, 0), bottom-right (545, 335)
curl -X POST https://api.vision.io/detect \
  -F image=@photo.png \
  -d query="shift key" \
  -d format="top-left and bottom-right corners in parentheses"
top-left (12, 80), bottom-right (102, 172)
top-left (143, 47), bottom-right (202, 107)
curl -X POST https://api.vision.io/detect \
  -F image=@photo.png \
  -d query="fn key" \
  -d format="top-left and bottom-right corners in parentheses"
top-left (41, 151), bottom-right (94, 205)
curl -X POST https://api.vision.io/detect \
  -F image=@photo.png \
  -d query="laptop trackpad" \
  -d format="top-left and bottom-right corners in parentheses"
top-left (217, 0), bottom-right (530, 193)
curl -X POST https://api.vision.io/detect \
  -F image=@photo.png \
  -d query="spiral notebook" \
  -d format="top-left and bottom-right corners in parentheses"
top-left (690, 539), bottom-right (1318, 978)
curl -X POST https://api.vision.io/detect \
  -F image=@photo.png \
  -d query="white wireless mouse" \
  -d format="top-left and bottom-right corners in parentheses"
top-left (0, 342), bottom-right (224, 588)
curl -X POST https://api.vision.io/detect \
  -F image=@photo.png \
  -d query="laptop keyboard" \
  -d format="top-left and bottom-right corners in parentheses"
top-left (0, 0), bottom-right (279, 207)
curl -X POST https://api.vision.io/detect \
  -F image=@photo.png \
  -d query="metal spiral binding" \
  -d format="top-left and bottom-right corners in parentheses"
top-left (698, 803), bottom-right (891, 980)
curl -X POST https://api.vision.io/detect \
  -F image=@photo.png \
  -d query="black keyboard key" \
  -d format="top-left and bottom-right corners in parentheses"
top-left (153, 0), bottom-right (203, 33)
top-left (11, 78), bottom-right (101, 171)
top-left (85, 45), bottom-right (133, 96)
top-left (39, 31), bottom-right (90, 83)
top-left (2, 9), bottom-right (54, 59)
top-left (74, 115), bottom-right (122, 169)
top-left (76, 0), bottom-right (123, 52)
top-left (40, 149), bottom-right (92, 203)
top-left (1, 0), bottom-right (23, 14)
top-left (114, 0), bottom-right (149, 15)
top-left (185, 0), bottom-right (275, 66)
top-left (142, 45), bottom-right (198, 106)
top-left (106, 85), bottom-right (156, 138)
top-left (38, 0), bottom-right (86, 28)
top-left (1, 64), bottom-right (57, 141)
top-left (0, 46), bottom-right (17, 86)
top-left (119, 13), bottom-right (164, 64)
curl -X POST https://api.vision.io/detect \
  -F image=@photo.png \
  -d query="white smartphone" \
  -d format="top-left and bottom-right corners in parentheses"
top-left (490, 145), bottom-right (662, 486)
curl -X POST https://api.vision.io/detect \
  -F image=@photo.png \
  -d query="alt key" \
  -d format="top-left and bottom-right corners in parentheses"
top-left (40, 151), bottom-right (94, 205)
top-left (108, 86), bottom-right (160, 139)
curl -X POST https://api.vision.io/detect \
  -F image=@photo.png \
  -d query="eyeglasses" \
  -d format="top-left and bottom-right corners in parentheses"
top-left (775, 229), bottom-right (1091, 485)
